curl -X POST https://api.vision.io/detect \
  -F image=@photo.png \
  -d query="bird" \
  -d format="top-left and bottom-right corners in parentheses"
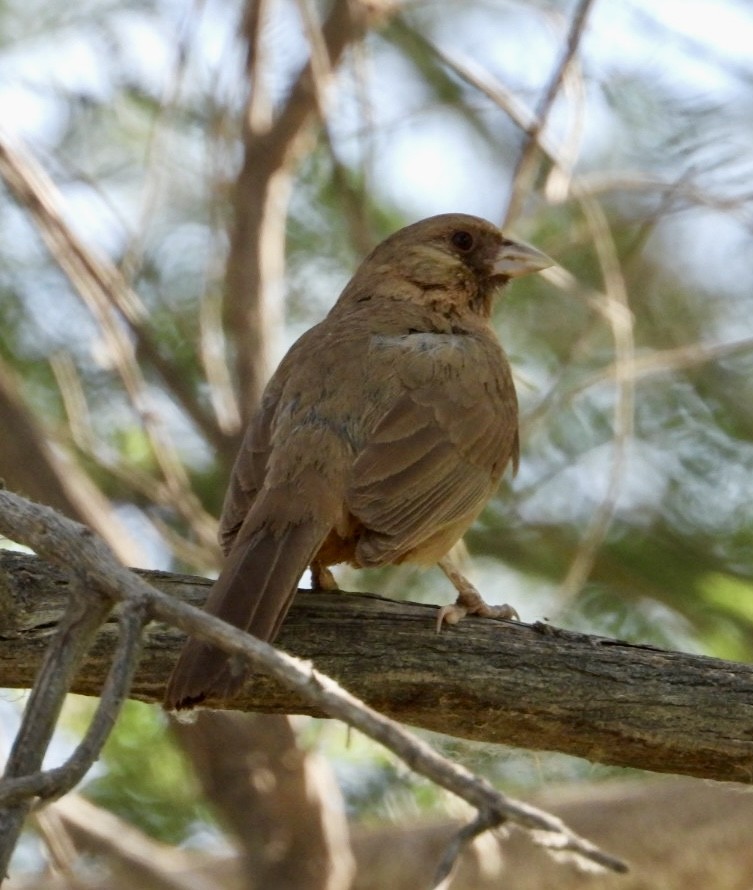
top-left (164, 213), bottom-right (551, 710)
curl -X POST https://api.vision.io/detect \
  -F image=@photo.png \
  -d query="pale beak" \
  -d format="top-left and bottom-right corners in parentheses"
top-left (492, 239), bottom-right (553, 279)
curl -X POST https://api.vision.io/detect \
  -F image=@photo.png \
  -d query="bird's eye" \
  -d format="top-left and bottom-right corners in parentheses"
top-left (451, 230), bottom-right (474, 251)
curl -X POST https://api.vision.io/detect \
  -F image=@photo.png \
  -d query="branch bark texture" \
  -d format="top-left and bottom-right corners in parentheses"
top-left (0, 490), bottom-right (625, 875)
top-left (2, 550), bottom-right (752, 783)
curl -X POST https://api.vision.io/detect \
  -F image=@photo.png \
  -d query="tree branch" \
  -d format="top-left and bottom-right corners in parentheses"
top-left (2, 548), bottom-right (752, 784)
top-left (503, 0), bottom-right (597, 226)
top-left (0, 129), bottom-right (224, 455)
top-left (0, 562), bottom-right (114, 875)
top-left (0, 598), bottom-right (147, 808)
top-left (0, 356), bottom-right (145, 565)
top-left (0, 490), bottom-right (626, 875)
top-left (225, 0), bottom-right (393, 417)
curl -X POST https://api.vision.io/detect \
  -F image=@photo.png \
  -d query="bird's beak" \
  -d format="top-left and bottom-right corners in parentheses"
top-left (492, 239), bottom-right (553, 279)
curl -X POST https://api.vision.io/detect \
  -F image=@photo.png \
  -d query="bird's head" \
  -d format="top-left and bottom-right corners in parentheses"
top-left (339, 213), bottom-right (552, 319)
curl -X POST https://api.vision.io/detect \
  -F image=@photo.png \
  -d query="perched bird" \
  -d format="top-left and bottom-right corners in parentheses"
top-left (164, 213), bottom-right (551, 710)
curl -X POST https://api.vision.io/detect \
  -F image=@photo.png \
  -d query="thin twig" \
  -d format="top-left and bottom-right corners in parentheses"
top-left (244, 0), bottom-right (273, 134)
top-left (504, 0), bottom-right (598, 226)
top-left (33, 806), bottom-right (79, 882)
top-left (199, 281), bottom-right (242, 439)
top-left (431, 809), bottom-right (505, 890)
top-left (225, 0), bottom-right (389, 415)
top-left (0, 599), bottom-right (148, 808)
top-left (49, 352), bottom-right (220, 562)
top-left (0, 570), bottom-right (114, 876)
top-left (580, 336), bottom-right (753, 389)
top-left (0, 132), bottom-right (226, 551)
top-left (0, 131), bottom-right (224, 455)
top-left (45, 792), bottom-right (216, 890)
top-left (543, 56), bottom-right (586, 205)
top-left (294, 0), bottom-right (336, 118)
top-left (117, 0), bottom-right (202, 285)
top-left (296, 0), bottom-right (377, 254)
top-left (520, 333), bottom-right (753, 451)
top-left (0, 488), bottom-right (628, 875)
top-left (558, 193), bottom-right (635, 604)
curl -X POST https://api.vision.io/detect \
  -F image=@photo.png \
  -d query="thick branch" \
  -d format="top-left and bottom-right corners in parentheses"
top-left (225, 0), bottom-right (392, 417)
top-left (2, 550), bottom-right (752, 783)
top-left (0, 491), bottom-right (624, 874)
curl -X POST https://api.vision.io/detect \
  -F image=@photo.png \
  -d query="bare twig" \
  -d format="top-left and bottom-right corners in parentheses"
top-left (519, 331), bottom-right (753, 469)
top-left (579, 335), bottom-right (753, 390)
top-left (225, 0), bottom-right (391, 417)
top-left (33, 805), bottom-right (79, 882)
top-left (558, 193), bottom-right (635, 604)
top-left (0, 572), bottom-right (113, 875)
top-left (0, 354), bottom-right (145, 565)
top-left (504, 0), bottom-right (598, 226)
top-left (0, 131), bottom-right (225, 551)
top-left (244, 0), bottom-right (273, 134)
top-left (295, 0), bottom-right (378, 254)
top-left (577, 170), bottom-right (753, 229)
top-left (45, 793), bottom-right (215, 890)
top-left (198, 281), bottom-right (243, 439)
top-left (431, 809), bottom-right (505, 890)
top-left (0, 131), bottom-right (224, 456)
top-left (0, 489), bottom-right (627, 876)
top-left (294, 0), bottom-right (337, 118)
top-left (543, 57), bottom-right (586, 205)
top-left (0, 599), bottom-right (148, 808)
top-left (117, 0), bottom-right (199, 286)
top-left (50, 351), bottom-right (221, 564)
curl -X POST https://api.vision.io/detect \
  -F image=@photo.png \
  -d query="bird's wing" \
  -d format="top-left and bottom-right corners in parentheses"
top-left (347, 331), bottom-right (518, 565)
top-left (217, 393), bottom-right (277, 555)
top-left (216, 318), bottom-right (351, 555)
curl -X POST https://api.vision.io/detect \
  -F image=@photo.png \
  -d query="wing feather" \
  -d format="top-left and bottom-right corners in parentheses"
top-left (348, 332), bottom-right (518, 566)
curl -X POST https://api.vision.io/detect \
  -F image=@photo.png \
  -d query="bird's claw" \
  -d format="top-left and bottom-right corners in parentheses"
top-left (436, 594), bottom-right (519, 632)
top-left (436, 602), bottom-right (468, 629)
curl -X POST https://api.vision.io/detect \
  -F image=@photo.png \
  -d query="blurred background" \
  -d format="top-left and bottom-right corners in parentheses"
top-left (2, 0), bottom-right (753, 886)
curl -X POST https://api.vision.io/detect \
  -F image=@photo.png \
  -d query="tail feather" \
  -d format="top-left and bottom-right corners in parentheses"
top-left (164, 519), bottom-right (327, 710)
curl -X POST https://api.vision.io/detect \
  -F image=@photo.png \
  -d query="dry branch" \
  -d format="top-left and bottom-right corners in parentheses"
top-left (0, 598), bottom-right (147, 808)
top-left (226, 0), bottom-right (393, 415)
top-left (504, 0), bottom-right (598, 226)
top-left (0, 561), bottom-right (114, 875)
top-left (2, 549), bottom-right (753, 784)
top-left (0, 130), bottom-right (222, 556)
top-left (0, 489), bottom-right (626, 876)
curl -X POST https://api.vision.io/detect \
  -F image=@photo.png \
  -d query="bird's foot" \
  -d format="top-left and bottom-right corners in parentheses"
top-left (436, 593), bottom-right (519, 630)
top-left (311, 561), bottom-right (338, 591)
top-left (436, 556), bottom-right (519, 631)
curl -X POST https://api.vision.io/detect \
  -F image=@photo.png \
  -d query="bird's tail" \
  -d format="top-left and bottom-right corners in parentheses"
top-left (163, 517), bottom-right (328, 710)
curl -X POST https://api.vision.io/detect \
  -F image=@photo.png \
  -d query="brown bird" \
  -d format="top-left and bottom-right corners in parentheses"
top-left (164, 213), bottom-right (551, 710)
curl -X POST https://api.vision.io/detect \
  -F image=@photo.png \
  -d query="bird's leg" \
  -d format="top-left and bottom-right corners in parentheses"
top-left (436, 556), bottom-right (519, 631)
top-left (310, 560), bottom-right (338, 591)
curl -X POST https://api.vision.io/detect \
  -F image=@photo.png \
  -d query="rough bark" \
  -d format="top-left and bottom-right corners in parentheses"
top-left (2, 550), bottom-right (752, 783)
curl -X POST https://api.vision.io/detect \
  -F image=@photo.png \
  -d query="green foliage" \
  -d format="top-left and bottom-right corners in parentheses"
top-left (79, 700), bottom-right (212, 844)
